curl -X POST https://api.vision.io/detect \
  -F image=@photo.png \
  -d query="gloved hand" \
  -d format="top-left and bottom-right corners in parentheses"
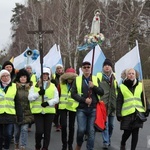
top-left (41, 102), bottom-right (49, 107)
top-left (17, 117), bottom-right (23, 125)
top-left (145, 110), bottom-right (150, 117)
top-left (38, 87), bottom-right (45, 95)
top-left (117, 116), bottom-right (122, 122)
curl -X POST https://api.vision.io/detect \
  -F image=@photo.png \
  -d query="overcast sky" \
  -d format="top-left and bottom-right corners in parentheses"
top-left (0, 0), bottom-right (25, 50)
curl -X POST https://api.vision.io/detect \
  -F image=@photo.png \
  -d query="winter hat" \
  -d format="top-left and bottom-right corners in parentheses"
top-left (103, 59), bottom-right (112, 68)
top-left (2, 61), bottom-right (14, 69)
top-left (60, 68), bottom-right (78, 84)
top-left (56, 64), bottom-right (63, 69)
top-left (65, 68), bottom-right (76, 73)
top-left (15, 69), bottom-right (30, 83)
top-left (0, 69), bottom-right (10, 79)
top-left (25, 64), bottom-right (32, 69)
top-left (2, 61), bottom-right (15, 77)
top-left (43, 67), bottom-right (51, 78)
top-left (82, 61), bottom-right (91, 66)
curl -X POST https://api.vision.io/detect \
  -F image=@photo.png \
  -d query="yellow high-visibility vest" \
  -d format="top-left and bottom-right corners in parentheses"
top-left (31, 74), bottom-right (37, 85)
top-left (30, 83), bottom-right (56, 114)
top-left (120, 82), bottom-right (145, 116)
top-left (76, 76), bottom-right (100, 99)
top-left (0, 83), bottom-right (17, 115)
top-left (59, 84), bottom-right (78, 112)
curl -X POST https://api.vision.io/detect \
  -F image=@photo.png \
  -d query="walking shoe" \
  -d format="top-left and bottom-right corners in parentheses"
top-left (20, 146), bottom-right (25, 150)
top-left (75, 145), bottom-right (81, 150)
top-left (120, 145), bottom-right (126, 150)
top-left (41, 148), bottom-right (48, 150)
top-left (68, 145), bottom-right (73, 150)
top-left (84, 134), bottom-right (88, 141)
top-left (56, 125), bottom-right (61, 131)
top-left (61, 144), bottom-right (67, 150)
top-left (28, 127), bottom-right (31, 132)
top-left (103, 143), bottom-right (108, 149)
top-left (14, 143), bottom-right (19, 150)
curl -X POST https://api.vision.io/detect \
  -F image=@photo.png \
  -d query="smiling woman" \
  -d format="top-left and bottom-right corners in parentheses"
top-left (0, 0), bottom-right (25, 50)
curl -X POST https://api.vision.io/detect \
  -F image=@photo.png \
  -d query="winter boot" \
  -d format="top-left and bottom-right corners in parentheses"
top-left (120, 145), bottom-right (126, 150)
top-left (75, 145), bottom-right (81, 150)
top-left (20, 146), bottom-right (25, 150)
top-left (14, 143), bottom-right (19, 150)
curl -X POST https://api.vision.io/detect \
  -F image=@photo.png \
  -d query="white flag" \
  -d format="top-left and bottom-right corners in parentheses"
top-left (43, 44), bottom-right (63, 73)
top-left (79, 44), bottom-right (106, 75)
top-left (31, 44), bottom-right (63, 78)
top-left (13, 47), bottom-right (39, 70)
top-left (115, 40), bottom-right (142, 85)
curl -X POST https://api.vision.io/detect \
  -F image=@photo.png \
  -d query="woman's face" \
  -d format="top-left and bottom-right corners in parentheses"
top-left (4, 65), bottom-right (13, 73)
top-left (19, 76), bottom-right (27, 84)
top-left (42, 73), bottom-right (49, 81)
top-left (1, 73), bottom-right (11, 82)
top-left (126, 69), bottom-right (136, 81)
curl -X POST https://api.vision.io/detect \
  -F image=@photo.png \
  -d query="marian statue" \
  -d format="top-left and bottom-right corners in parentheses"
top-left (90, 10), bottom-right (101, 34)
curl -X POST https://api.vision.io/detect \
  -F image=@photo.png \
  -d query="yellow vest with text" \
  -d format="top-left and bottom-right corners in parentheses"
top-left (0, 83), bottom-right (17, 115)
top-left (30, 83), bottom-right (56, 114)
top-left (76, 76), bottom-right (99, 99)
top-left (59, 84), bottom-right (78, 112)
top-left (97, 72), bottom-right (118, 96)
top-left (120, 82), bottom-right (145, 116)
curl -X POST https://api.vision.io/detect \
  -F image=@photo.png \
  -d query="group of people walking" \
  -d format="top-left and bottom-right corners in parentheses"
top-left (0, 58), bottom-right (149, 150)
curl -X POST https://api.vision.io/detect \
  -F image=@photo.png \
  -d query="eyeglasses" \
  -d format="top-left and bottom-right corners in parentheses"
top-left (1, 75), bottom-right (10, 78)
top-left (83, 66), bottom-right (90, 69)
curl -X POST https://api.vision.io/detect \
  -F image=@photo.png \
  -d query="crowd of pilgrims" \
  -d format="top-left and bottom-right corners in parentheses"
top-left (0, 59), bottom-right (149, 150)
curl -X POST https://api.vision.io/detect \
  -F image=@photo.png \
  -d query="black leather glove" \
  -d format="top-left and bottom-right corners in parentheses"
top-left (145, 110), bottom-right (150, 117)
top-left (117, 116), bottom-right (122, 122)
top-left (41, 102), bottom-right (49, 107)
top-left (38, 87), bottom-right (45, 95)
top-left (17, 117), bottom-right (23, 124)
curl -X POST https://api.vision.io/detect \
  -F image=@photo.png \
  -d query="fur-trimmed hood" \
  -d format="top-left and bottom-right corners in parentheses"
top-left (60, 72), bottom-right (78, 84)
top-left (16, 82), bottom-right (32, 90)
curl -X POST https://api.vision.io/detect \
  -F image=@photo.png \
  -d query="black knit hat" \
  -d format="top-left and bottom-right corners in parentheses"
top-left (2, 61), bottom-right (14, 69)
top-left (2, 61), bottom-right (15, 78)
top-left (15, 69), bottom-right (30, 83)
top-left (103, 59), bottom-right (112, 68)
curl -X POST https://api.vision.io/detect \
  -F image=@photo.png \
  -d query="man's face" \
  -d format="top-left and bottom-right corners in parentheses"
top-left (26, 67), bottom-right (32, 74)
top-left (81, 65), bottom-right (91, 75)
top-left (56, 67), bottom-right (63, 74)
top-left (103, 65), bottom-right (112, 74)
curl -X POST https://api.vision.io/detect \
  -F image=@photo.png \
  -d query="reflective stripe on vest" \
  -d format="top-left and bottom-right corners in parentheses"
top-left (0, 83), bottom-right (17, 115)
top-left (30, 83), bottom-right (56, 114)
top-left (97, 72), bottom-right (118, 96)
top-left (59, 84), bottom-right (78, 112)
top-left (76, 76), bottom-right (99, 98)
top-left (120, 82), bottom-right (145, 116)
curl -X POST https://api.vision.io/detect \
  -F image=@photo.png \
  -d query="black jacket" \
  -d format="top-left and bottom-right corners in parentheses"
top-left (0, 82), bottom-right (22, 124)
top-left (71, 75), bottom-right (104, 109)
top-left (116, 79), bottom-right (148, 130)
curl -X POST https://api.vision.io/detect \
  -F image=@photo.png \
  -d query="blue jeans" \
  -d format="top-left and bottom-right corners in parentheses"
top-left (76, 108), bottom-right (96, 150)
top-left (0, 124), bottom-right (14, 150)
top-left (14, 124), bottom-right (29, 147)
top-left (102, 115), bottom-right (115, 145)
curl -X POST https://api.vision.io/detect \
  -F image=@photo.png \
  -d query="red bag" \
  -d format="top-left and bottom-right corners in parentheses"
top-left (94, 101), bottom-right (107, 132)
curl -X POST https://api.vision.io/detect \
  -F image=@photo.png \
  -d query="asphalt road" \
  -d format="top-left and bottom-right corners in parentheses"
top-left (10, 116), bottom-right (150, 150)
